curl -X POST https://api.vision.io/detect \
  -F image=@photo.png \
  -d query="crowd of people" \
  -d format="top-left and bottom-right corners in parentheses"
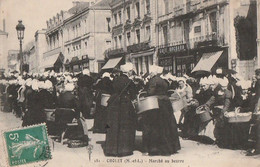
top-left (0, 63), bottom-right (259, 156)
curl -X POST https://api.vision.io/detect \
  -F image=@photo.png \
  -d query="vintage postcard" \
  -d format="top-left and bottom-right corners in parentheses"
top-left (0, 0), bottom-right (260, 167)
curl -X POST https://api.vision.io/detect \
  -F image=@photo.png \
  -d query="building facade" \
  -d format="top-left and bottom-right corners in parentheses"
top-left (156, 0), bottom-right (258, 78)
top-left (106, 0), bottom-right (157, 75)
top-left (42, 10), bottom-right (68, 72)
top-left (7, 50), bottom-right (19, 72)
top-left (0, 28), bottom-right (8, 71)
top-left (63, 0), bottom-right (112, 73)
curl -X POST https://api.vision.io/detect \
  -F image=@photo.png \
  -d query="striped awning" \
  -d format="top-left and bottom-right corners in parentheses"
top-left (192, 51), bottom-right (223, 73)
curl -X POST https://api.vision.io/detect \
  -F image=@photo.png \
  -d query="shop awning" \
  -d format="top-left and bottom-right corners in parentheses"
top-left (102, 57), bottom-right (122, 70)
top-left (41, 53), bottom-right (60, 69)
top-left (192, 51), bottom-right (223, 73)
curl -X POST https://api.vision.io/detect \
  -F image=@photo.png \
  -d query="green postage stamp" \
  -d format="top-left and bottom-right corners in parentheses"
top-left (3, 124), bottom-right (51, 166)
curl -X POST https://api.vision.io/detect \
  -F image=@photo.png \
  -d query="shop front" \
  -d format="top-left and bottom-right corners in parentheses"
top-left (128, 41), bottom-right (155, 75)
top-left (41, 52), bottom-right (64, 72)
top-left (67, 55), bottom-right (90, 73)
top-left (158, 43), bottom-right (228, 76)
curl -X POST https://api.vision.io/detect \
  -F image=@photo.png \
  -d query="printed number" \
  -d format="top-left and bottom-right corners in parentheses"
top-left (9, 133), bottom-right (19, 141)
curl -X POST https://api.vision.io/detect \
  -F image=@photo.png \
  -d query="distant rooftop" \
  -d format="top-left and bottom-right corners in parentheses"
top-left (90, 0), bottom-right (112, 10)
top-left (68, 1), bottom-right (90, 14)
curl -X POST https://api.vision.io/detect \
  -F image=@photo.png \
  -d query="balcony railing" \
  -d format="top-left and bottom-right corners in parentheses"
top-left (158, 33), bottom-right (225, 53)
top-left (189, 33), bottom-right (225, 48)
top-left (107, 47), bottom-right (125, 57)
top-left (127, 41), bottom-right (151, 53)
top-left (190, 0), bottom-right (228, 12)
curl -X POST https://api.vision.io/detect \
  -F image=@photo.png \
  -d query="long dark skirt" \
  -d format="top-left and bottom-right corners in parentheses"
top-left (104, 96), bottom-right (136, 157)
top-left (93, 105), bottom-right (107, 133)
top-left (78, 87), bottom-right (93, 119)
top-left (22, 108), bottom-right (46, 127)
top-left (142, 98), bottom-right (181, 155)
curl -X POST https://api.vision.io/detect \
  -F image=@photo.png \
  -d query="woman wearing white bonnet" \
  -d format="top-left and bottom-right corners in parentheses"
top-left (92, 71), bottom-right (114, 133)
top-left (142, 65), bottom-right (180, 155)
top-left (104, 62), bottom-right (137, 156)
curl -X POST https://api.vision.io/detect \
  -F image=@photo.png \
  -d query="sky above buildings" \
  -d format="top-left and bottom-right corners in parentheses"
top-left (0, 0), bottom-right (91, 51)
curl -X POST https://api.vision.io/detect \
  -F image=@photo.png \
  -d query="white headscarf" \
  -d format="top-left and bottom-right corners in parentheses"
top-left (82, 69), bottom-right (90, 76)
top-left (44, 80), bottom-right (53, 90)
top-left (219, 77), bottom-right (229, 87)
top-left (32, 80), bottom-right (39, 91)
top-left (64, 83), bottom-right (75, 91)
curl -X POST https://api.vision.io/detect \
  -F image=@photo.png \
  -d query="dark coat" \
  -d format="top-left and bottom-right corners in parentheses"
top-left (22, 90), bottom-right (46, 126)
top-left (93, 77), bottom-right (114, 133)
top-left (57, 91), bottom-right (79, 111)
top-left (104, 74), bottom-right (137, 156)
top-left (142, 75), bottom-right (181, 155)
top-left (77, 75), bottom-right (94, 118)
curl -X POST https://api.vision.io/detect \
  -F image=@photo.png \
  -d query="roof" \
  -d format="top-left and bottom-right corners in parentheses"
top-left (68, 2), bottom-right (90, 14)
top-left (0, 29), bottom-right (8, 35)
top-left (90, 0), bottom-right (112, 10)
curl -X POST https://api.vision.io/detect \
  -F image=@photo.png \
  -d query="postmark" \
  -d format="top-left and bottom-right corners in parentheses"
top-left (3, 124), bottom-right (51, 166)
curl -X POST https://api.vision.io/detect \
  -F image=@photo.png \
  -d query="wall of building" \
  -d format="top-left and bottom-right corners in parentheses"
top-left (0, 33), bottom-right (8, 70)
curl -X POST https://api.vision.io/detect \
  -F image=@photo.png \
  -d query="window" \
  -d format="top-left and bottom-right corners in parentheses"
top-left (194, 26), bottom-right (201, 33)
top-left (85, 41), bottom-right (88, 48)
top-left (114, 13), bottom-right (117, 25)
top-left (126, 6), bottom-right (130, 20)
top-left (73, 26), bottom-right (75, 38)
top-left (146, 0), bottom-right (150, 14)
top-left (136, 29), bottom-right (140, 44)
top-left (135, 2), bottom-right (140, 18)
top-left (118, 11), bottom-right (122, 24)
top-left (76, 25), bottom-right (78, 37)
top-left (73, 46), bottom-right (75, 51)
top-left (106, 17), bottom-right (111, 32)
top-left (114, 36), bottom-right (118, 48)
top-left (145, 26), bottom-right (151, 41)
top-left (209, 12), bottom-right (217, 34)
top-left (79, 44), bottom-right (81, 49)
top-left (119, 35), bottom-right (122, 48)
top-left (163, 26), bottom-right (168, 45)
top-left (127, 32), bottom-right (131, 46)
top-left (67, 48), bottom-right (70, 54)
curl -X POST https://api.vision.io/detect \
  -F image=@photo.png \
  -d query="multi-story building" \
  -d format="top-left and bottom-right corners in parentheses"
top-left (42, 10), bottom-right (68, 72)
top-left (0, 20), bottom-right (8, 71)
top-left (106, 0), bottom-right (157, 75)
top-left (7, 50), bottom-right (19, 72)
top-left (156, 0), bottom-right (257, 78)
top-left (63, 0), bottom-right (112, 73)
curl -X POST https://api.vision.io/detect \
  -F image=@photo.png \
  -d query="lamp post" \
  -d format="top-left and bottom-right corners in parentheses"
top-left (16, 20), bottom-right (25, 75)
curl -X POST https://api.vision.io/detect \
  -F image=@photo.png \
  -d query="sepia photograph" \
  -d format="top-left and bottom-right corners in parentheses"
top-left (0, 0), bottom-right (259, 166)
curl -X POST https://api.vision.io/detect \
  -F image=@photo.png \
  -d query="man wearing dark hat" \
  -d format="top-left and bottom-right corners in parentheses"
top-left (247, 68), bottom-right (260, 156)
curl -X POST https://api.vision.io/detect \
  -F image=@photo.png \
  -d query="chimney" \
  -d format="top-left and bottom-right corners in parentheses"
top-left (3, 19), bottom-right (5, 32)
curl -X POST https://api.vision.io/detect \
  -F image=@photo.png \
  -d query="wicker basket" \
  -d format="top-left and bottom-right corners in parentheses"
top-left (224, 110), bottom-right (252, 123)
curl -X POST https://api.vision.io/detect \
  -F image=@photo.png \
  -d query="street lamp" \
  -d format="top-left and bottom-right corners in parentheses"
top-left (16, 20), bottom-right (25, 75)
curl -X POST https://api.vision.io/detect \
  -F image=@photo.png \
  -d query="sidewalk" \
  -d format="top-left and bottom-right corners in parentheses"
top-left (0, 110), bottom-right (259, 167)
